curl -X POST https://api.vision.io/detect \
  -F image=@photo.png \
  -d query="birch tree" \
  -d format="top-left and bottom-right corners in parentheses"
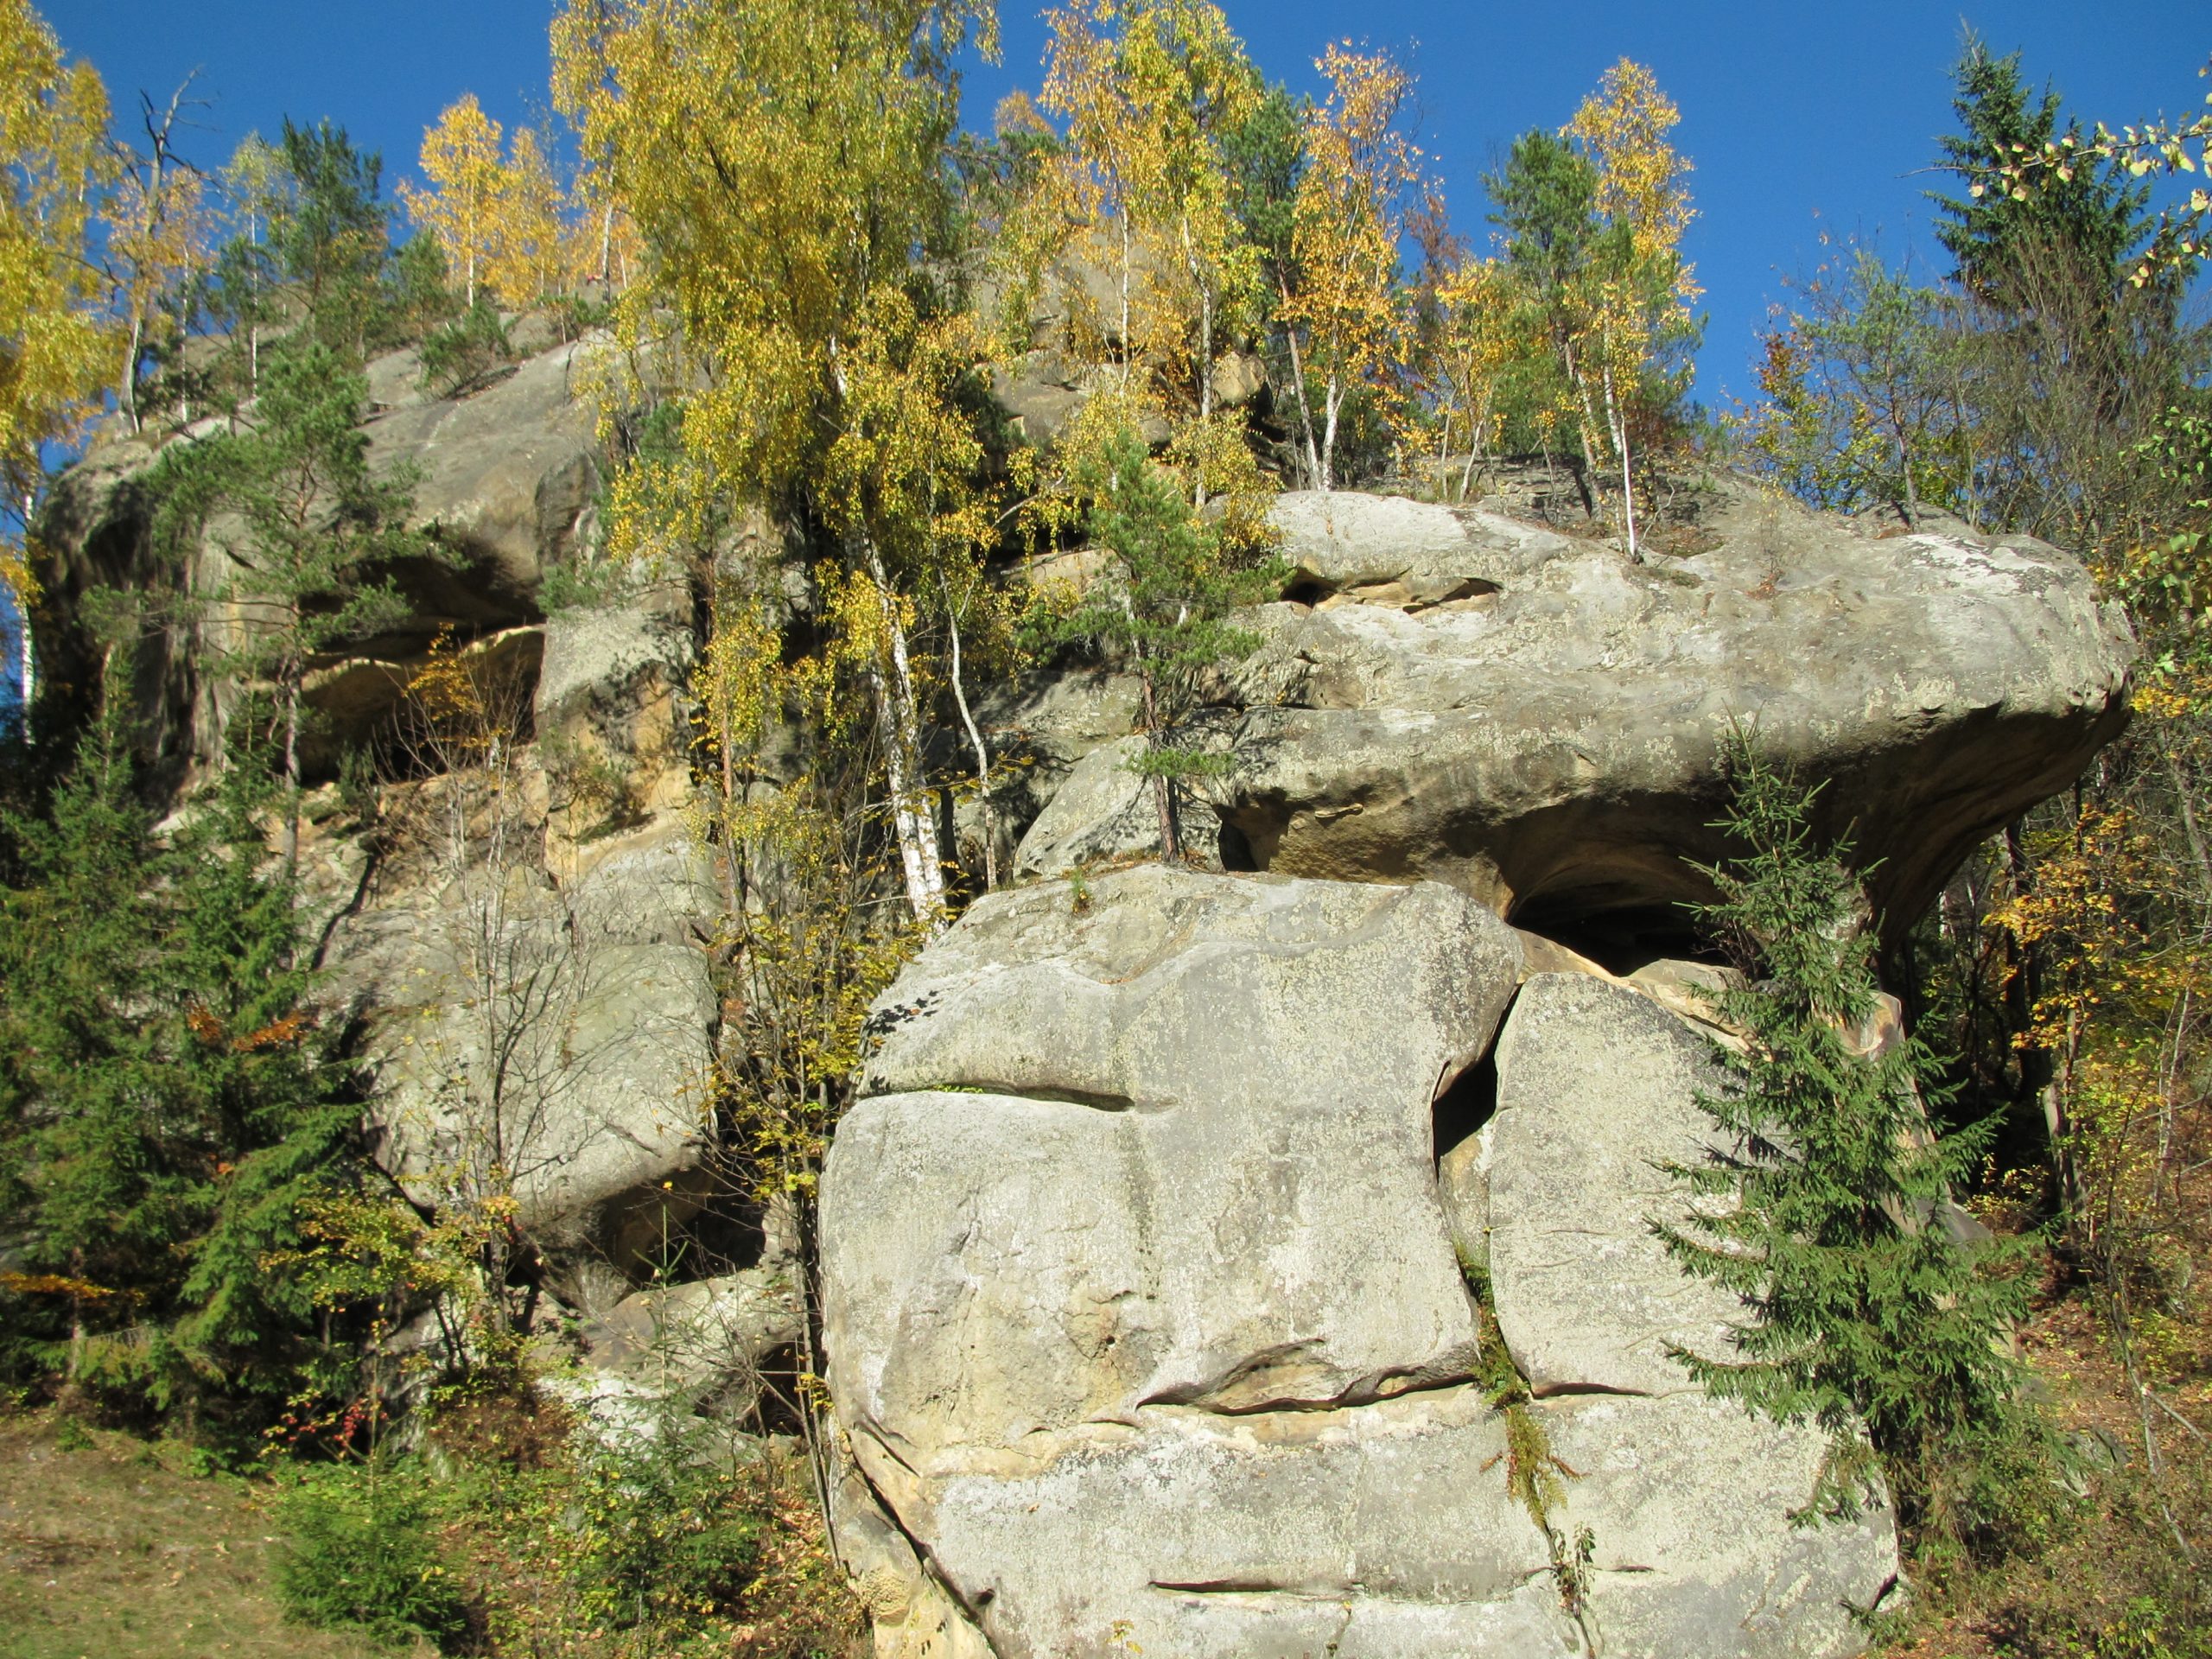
top-left (484, 126), bottom-right (565, 309)
top-left (1032, 0), bottom-right (1262, 442)
top-left (217, 134), bottom-right (288, 397)
top-left (398, 94), bottom-right (504, 308)
top-left (554, 0), bottom-right (996, 930)
top-left (111, 79), bottom-right (213, 432)
top-left (0, 0), bottom-right (110, 645)
top-left (1280, 43), bottom-right (1421, 491)
top-left (1426, 254), bottom-right (1519, 499)
top-left (1564, 58), bottom-right (1699, 557)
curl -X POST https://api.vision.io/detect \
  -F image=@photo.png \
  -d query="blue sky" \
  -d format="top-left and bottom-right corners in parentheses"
top-left (51, 0), bottom-right (2206, 406)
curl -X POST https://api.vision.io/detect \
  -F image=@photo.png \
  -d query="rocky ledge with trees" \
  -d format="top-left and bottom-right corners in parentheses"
top-left (3, 3), bottom-right (2209, 1657)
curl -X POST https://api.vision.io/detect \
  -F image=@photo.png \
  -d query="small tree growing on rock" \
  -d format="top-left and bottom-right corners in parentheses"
top-left (150, 343), bottom-right (434, 867)
top-left (1658, 733), bottom-right (2041, 1540)
top-left (1029, 423), bottom-right (1280, 861)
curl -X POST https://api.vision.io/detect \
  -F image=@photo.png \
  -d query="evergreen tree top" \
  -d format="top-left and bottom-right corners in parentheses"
top-left (1926, 36), bottom-right (2153, 302)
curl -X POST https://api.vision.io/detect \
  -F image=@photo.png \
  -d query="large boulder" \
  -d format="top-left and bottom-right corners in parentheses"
top-left (841, 868), bottom-right (1516, 1450)
top-left (324, 812), bottom-right (718, 1276)
top-left (1482, 972), bottom-right (1748, 1398)
top-left (822, 867), bottom-right (1897, 1659)
top-left (579, 1261), bottom-right (804, 1419)
top-left (1020, 484), bottom-right (2133, 957)
top-left (363, 336), bottom-right (605, 624)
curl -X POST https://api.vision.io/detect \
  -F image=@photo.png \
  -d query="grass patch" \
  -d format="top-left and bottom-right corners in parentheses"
top-left (0, 1410), bottom-right (412, 1659)
top-left (0, 1389), bottom-right (862, 1659)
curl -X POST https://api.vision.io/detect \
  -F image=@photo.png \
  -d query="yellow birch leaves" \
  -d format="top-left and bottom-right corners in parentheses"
top-left (1033, 0), bottom-right (1262, 423)
top-left (1561, 55), bottom-right (1700, 462)
top-left (0, 0), bottom-right (110, 541)
top-left (401, 95), bottom-right (502, 306)
top-left (1567, 58), bottom-right (1696, 280)
top-left (1282, 43), bottom-right (1422, 488)
top-left (400, 93), bottom-right (569, 310)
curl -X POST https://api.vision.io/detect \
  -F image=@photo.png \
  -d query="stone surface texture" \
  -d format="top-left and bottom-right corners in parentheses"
top-left (1020, 483), bottom-right (2133, 951)
top-left (823, 868), bottom-right (1898, 1659)
top-left (1484, 972), bottom-right (1747, 1397)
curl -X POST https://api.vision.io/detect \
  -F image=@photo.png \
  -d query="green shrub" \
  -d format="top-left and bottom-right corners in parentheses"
top-left (418, 298), bottom-right (513, 397)
top-left (569, 1414), bottom-right (766, 1630)
top-left (274, 1461), bottom-right (471, 1650)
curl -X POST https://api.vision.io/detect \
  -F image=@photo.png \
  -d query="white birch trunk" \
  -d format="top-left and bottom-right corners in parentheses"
top-left (945, 597), bottom-right (997, 893)
top-left (865, 540), bottom-right (948, 931)
top-left (1319, 376), bottom-right (1343, 493)
top-left (1600, 354), bottom-right (1639, 562)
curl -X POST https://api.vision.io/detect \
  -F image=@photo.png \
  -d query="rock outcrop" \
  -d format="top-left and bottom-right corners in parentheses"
top-left (37, 328), bottom-right (2126, 1656)
top-left (823, 868), bottom-right (1900, 1659)
top-left (35, 333), bottom-right (607, 790)
top-left (1021, 484), bottom-right (2133, 958)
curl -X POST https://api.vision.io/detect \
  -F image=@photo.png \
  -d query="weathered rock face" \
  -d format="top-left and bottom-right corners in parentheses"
top-left (1021, 483), bottom-right (2134, 959)
top-left (1483, 972), bottom-right (1748, 1398)
top-left (313, 571), bottom-right (721, 1299)
top-left (34, 334), bottom-right (608, 788)
top-left (363, 336), bottom-right (603, 623)
top-left (326, 846), bottom-right (717, 1268)
top-left (823, 867), bottom-right (1898, 1659)
top-left (838, 868), bottom-right (1516, 1447)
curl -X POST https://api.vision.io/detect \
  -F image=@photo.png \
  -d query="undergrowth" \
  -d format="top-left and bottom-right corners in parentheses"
top-left (257, 1378), bottom-right (861, 1658)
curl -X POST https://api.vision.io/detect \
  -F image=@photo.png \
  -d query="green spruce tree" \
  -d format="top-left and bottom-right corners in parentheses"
top-left (151, 342), bottom-right (435, 865)
top-left (0, 677), bottom-right (357, 1432)
top-left (1928, 36), bottom-right (2152, 306)
top-left (1658, 734), bottom-right (2035, 1531)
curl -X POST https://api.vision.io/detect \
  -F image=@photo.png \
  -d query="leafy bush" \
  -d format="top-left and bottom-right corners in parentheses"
top-left (418, 298), bottom-right (513, 397)
top-left (274, 1461), bottom-right (471, 1650)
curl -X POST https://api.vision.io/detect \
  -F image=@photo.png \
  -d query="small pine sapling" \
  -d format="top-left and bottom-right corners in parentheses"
top-left (1036, 423), bottom-right (1282, 861)
top-left (1657, 733), bottom-right (2037, 1536)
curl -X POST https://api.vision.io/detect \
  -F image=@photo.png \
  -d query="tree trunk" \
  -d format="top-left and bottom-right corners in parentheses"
top-left (1136, 660), bottom-right (1177, 863)
top-left (14, 508), bottom-right (33, 741)
top-left (1600, 355), bottom-right (1640, 562)
top-left (945, 594), bottom-right (997, 893)
top-left (1118, 216), bottom-right (1135, 390)
top-left (1559, 330), bottom-right (1605, 519)
top-left (283, 674), bottom-right (302, 872)
top-left (862, 539), bottom-right (948, 931)
top-left (1193, 219), bottom-right (1212, 426)
top-left (1459, 387), bottom-right (1493, 502)
top-left (2167, 745), bottom-right (2212, 907)
top-left (1278, 273), bottom-right (1323, 491)
top-left (1319, 376), bottom-right (1342, 493)
top-left (1895, 417), bottom-right (1919, 528)
top-left (123, 313), bottom-right (144, 434)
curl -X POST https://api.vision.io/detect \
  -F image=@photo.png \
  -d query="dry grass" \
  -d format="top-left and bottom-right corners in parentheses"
top-left (0, 1411), bottom-right (415, 1659)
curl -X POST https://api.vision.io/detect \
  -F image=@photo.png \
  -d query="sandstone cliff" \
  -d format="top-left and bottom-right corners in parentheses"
top-left (36, 328), bottom-right (2135, 1659)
